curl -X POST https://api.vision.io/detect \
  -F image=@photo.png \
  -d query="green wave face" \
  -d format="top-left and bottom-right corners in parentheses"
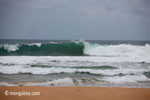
top-left (0, 42), bottom-right (84, 56)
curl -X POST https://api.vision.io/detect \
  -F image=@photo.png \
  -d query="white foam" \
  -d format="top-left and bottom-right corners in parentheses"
top-left (0, 44), bottom-right (19, 52)
top-left (28, 43), bottom-right (41, 47)
top-left (0, 64), bottom-right (148, 75)
top-left (0, 82), bottom-right (17, 86)
top-left (103, 75), bottom-right (150, 83)
top-left (23, 78), bottom-right (74, 86)
top-left (0, 56), bottom-right (150, 65)
top-left (0, 78), bottom-right (74, 86)
top-left (84, 43), bottom-right (150, 57)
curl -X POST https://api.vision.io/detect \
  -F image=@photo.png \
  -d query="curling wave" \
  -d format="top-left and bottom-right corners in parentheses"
top-left (0, 42), bottom-right (84, 56)
top-left (0, 41), bottom-right (150, 56)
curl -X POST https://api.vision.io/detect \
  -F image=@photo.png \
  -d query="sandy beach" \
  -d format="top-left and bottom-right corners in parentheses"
top-left (0, 87), bottom-right (150, 100)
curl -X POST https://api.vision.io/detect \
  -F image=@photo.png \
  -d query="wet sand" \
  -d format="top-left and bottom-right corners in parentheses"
top-left (0, 87), bottom-right (150, 100)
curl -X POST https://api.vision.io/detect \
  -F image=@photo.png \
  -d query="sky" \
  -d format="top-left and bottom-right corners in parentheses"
top-left (0, 0), bottom-right (149, 40)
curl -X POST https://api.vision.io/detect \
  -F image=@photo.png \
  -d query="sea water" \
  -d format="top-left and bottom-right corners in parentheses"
top-left (0, 39), bottom-right (150, 88)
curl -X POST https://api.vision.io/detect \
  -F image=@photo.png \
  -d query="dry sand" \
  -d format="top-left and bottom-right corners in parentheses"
top-left (0, 86), bottom-right (150, 100)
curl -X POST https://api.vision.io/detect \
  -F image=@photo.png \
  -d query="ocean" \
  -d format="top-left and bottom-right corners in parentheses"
top-left (0, 39), bottom-right (150, 88)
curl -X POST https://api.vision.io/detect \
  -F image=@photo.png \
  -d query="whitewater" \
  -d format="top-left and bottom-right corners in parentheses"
top-left (0, 41), bottom-right (150, 57)
top-left (0, 40), bottom-right (150, 88)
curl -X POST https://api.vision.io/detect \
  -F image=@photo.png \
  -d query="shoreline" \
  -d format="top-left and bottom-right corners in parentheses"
top-left (0, 86), bottom-right (150, 100)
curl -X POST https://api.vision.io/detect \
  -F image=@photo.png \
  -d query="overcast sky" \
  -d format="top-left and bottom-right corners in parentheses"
top-left (0, 0), bottom-right (149, 40)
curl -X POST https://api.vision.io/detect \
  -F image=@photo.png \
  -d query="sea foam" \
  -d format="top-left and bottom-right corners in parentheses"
top-left (84, 42), bottom-right (150, 57)
top-left (0, 41), bottom-right (150, 57)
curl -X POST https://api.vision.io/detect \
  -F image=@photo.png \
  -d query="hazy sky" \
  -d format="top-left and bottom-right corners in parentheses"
top-left (0, 0), bottom-right (149, 40)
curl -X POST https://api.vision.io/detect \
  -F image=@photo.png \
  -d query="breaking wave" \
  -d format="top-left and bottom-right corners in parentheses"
top-left (0, 41), bottom-right (150, 57)
top-left (0, 65), bottom-right (148, 76)
top-left (0, 42), bottom-right (84, 56)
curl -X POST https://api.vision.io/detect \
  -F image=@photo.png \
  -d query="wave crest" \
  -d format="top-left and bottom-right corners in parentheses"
top-left (0, 42), bottom-right (84, 56)
top-left (0, 41), bottom-right (150, 57)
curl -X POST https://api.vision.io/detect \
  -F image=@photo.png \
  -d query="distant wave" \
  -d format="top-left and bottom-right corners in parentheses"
top-left (0, 41), bottom-right (150, 56)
